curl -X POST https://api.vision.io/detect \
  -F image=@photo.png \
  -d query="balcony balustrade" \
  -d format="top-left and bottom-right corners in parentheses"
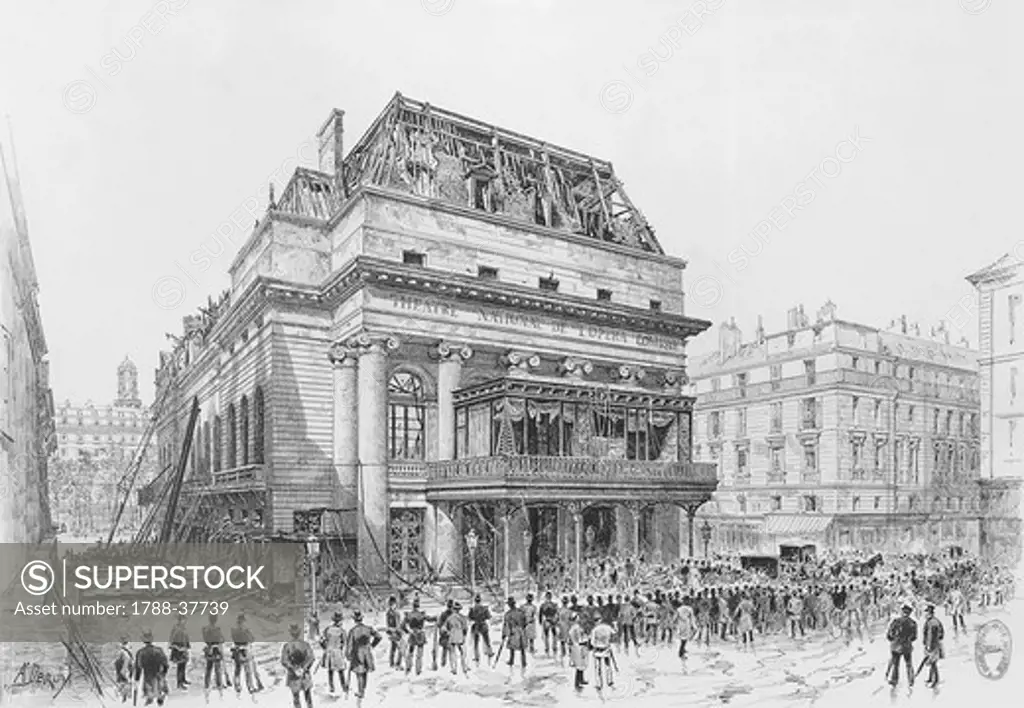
top-left (427, 455), bottom-right (718, 485)
top-left (212, 464), bottom-right (265, 486)
top-left (388, 461), bottom-right (428, 478)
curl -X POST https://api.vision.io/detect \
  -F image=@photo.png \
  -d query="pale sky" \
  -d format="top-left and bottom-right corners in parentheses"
top-left (1, 0), bottom-right (1020, 405)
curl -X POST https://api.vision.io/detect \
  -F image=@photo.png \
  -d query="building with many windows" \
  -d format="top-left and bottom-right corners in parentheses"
top-left (150, 93), bottom-right (717, 588)
top-left (968, 253), bottom-right (1023, 564)
top-left (689, 303), bottom-right (981, 557)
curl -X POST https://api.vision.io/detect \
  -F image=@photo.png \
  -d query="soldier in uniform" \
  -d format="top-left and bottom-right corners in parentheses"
top-left (468, 595), bottom-right (492, 665)
top-left (501, 597), bottom-right (528, 677)
top-left (385, 596), bottom-right (404, 669)
top-left (202, 614), bottom-right (228, 692)
top-left (539, 592), bottom-right (558, 656)
top-left (886, 604), bottom-right (918, 688)
top-left (921, 603), bottom-right (945, 688)
top-left (402, 598), bottom-right (433, 675)
top-left (436, 599), bottom-right (454, 670)
top-left (555, 596), bottom-right (573, 663)
top-left (444, 602), bottom-right (469, 676)
top-left (522, 593), bottom-right (538, 655)
top-left (320, 611), bottom-right (348, 696)
top-left (590, 616), bottom-right (615, 690)
top-left (231, 613), bottom-right (257, 695)
top-left (113, 636), bottom-right (133, 703)
top-left (281, 623), bottom-right (315, 708)
top-left (168, 617), bottom-right (190, 690)
top-left (134, 630), bottom-right (169, 707)
top-left (347, 610), bottom-right (382, 700)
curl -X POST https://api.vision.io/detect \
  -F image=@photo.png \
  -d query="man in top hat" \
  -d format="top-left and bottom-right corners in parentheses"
top-left (281, 623), bottom-right (315, 708)
top-left (231, 613), bottom-right (258, 694)
top-left (168, 616), bottom-right (190, 690)
top-left (444, 602), bottom-right (469, 676)
top-left (202, 614), bottom-right (228, 691)
top-left (468, 595), bottom-right (493, 665)
top-left (320, 611), bottom-right (348, 696)
top-left (501, 597), bottom-right (528, 676)
top-left (921, 603), bottom-right (944, 687)
top-left (113, 636), bottom-right (133, 703)
top-left (134, 630), bottom-right (169, 706)
top-left (402, 598), bottom-right (433, 675)
top-left (347, 610), bottom-right (382, 699)
top-left (886, 604), bottom-right (918, 687)
top-left (385, 596), bottom-right (405, 670)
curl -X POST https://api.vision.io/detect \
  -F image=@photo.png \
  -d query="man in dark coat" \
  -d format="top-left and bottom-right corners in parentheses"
top-left (201, 614), bottom-right (228, 691)
top-left (502, 597), bottom-right (528, 676)
top-left (921, 604), bottom-right (945, 687)
top-left (385, 596), bottom-right (404, 669)
top-left (886, 604), bottom-right (918, 687)
top-left (168, 617), bottom-right (190, 690)
top-left (113, 637), bottom-right (133, 703)
top-left (347, 610), bottom-right (382, 699)
top-left (436, 599), bottom-right (454, 670)
top-left (402, 598), bottom-right (433, 675)
top-left (319, 611), bottom-right (348, 696)
top-left (539, 592), bottom-right (559, 655)
top-left (468, 595), bottom-right (492, 665)
top-left (281, 623), bottom-right (314, 708)
top-left (134, 630), bottom-right (169, 706)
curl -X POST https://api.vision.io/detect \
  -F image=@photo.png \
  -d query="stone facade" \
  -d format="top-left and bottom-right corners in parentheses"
top-left (151, 94), bottom-right (717, 587)
top-left (968, 254), bottom-right (1023, 565)
top-left (689, 305), bottom-right (981, 557)
top-left (0, 132), bottom-right (55, 544)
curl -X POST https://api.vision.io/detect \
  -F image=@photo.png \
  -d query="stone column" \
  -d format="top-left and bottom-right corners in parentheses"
top-left (567, 501), bottom-right (583, 593)
top-left (328, 345), bottom-right (359, 514)
top-left (684, 503), bottom-right (699, 558)
top-left (623, 501), bottom-right (643, 558)
top-left (434, 342), bottom-right (472, 578)
top-left (436, 342), bottom-right (473, 461)
top-left (500, 505), bottom-right (512, 599)
top-left (350, 331), bottom-right (399, 585)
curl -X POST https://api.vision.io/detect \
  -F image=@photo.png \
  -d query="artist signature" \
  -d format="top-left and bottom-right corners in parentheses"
top-left (5, 662), bottom-right (64, 691)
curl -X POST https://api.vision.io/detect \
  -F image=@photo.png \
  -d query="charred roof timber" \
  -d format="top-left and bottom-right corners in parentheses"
top-left (275, 92), bottom-right (665, 255)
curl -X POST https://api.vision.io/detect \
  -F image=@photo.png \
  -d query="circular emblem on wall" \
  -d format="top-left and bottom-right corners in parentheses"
top-left (975, 619), bottom-right (1013, 680)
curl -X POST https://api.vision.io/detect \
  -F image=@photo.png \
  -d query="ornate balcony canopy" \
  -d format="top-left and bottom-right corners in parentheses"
top-left (425, 455), bottom-right (717, 504)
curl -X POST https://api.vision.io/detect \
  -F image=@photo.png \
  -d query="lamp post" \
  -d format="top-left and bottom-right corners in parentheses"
top-left (522, 529), bottom-right (533, 584)
top-left (465, 529), bottom-right (479, 596)
top-left (305, 535), bottom-right (320, 639)
top-left (700, 520), bottom-right (712, 559)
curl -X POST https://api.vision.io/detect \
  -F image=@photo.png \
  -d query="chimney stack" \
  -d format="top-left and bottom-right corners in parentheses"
top-left (755, 315), bottom-right (765, 344)
top-left (317, 109), bottom-right (346, 195)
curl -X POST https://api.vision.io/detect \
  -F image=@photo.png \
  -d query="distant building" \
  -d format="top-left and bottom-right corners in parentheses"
top-left (0, 130), bottom-right (55, 544)
top-left (968, 254), bottom-right (1023, 565)
top-left (689, 303), bottom-right (981, 557)
top-left (50, 357), bottom-right (153, 536)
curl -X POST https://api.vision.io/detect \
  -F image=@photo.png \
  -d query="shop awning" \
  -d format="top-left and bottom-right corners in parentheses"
top-left (765, 514), bottom-right (835, 536)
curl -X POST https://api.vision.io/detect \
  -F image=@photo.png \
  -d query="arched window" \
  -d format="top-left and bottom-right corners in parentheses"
top-left (227, 404), bottom-right (237, 469)
top-left (240, 395), bottom-right (250, 466)
top-left (388, 372), bottom-right (425, 460)
top-left (213, 416), bottom-right (223, 472)
top-left (253, 387), bottom-right (265, 464)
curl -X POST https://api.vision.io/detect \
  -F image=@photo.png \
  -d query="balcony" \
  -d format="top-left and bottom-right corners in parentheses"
top-left (425, 455), bottom-right (718, 502)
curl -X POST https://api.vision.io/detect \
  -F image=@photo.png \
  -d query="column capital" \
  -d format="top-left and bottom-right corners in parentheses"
top-left (563, 500), bottom-right (584, 518)
top-left (435, 341), bottom-right (474, 362)
top-left (503, 350), bottom-right (541, 375)
top-left (346, 330), bottom-right (400, 355)
top-left (616, 365), bottom-right (646, 383)
top-left (663, 369), bottom-right (689, 388)
top-left (559, 357), bottom-right (593, 378)
top-left (622, 500), bottom-right (646, 516)
top-left (327, 343), bottom-right (358, 367)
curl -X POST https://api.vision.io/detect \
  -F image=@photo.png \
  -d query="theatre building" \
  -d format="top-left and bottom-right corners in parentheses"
top-left (152, 93), bottom-right (717, 588)
top-left (690, 305), bottom-right (982, 558)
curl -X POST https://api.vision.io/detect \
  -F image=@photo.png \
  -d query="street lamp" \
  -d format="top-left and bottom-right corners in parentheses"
top-left (465, 529), bottom-right (479, 596)
top-left (700, 520), bottom-right (712, 559)
top-left (305, 535), bottom-right (320, 638)
top-left (522, 529), bottom-right (533, 582)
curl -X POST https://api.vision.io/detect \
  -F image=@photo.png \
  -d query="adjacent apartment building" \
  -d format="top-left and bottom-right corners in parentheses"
top-left (0, 130), bottom-right (55, 544)
top-left (151, 93), bottom-right (718, 588)
top-left (968, 253), bottom-right (1023, 565)
top-left (690, 303), bottom-right (981, 557)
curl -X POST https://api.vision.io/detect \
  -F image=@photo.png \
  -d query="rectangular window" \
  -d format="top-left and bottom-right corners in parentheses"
top-left (803, 495), bottom-right (817, 512)
top-left (770, 402), bottom-right (783, 433)
top-left (770, 364), bottom-right (782, 391)
top-left (804, 359), bottom-right (816, 385)
top-left (711, 377), bottom-right (721, 392)
top-left (852, 439), bottom-right (863, 469)
top-left (737, 448), bottom-right (749, 475)
top-left (801, 398), bottom-right (818, 430)
top-left (538, 276), bottom-right (560, 292)
top-left (649, 299), bottom-right (662, 313)
top-left (874, 399), bottom-right (882, 427)
top-left (772, 495), bottom-right (782, 511)
top-left (736, 373), bottom-right (748, 398)
top-left (851, 356), bottom-right (859, 370)
top-left (477, 265), bottom-right (499, 280)
top-left (737, 408), bottom-right (747, 437)
top-left (770, 446), bottom-right (783, 472)
top-left (402, 250), bottom-right (425, 266)
top-left (908, 405), bottom-right (915, 424)
top-left (852, 496), bottom-right (860, 511)
top-left (709, 412), bottom-right (721, 438)
top-left (804, 444), bottom-right (818, 471)
top-left (596, 288), bottom-right (613, 301)
top-left (933, 409), bottom-right (940, 434)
